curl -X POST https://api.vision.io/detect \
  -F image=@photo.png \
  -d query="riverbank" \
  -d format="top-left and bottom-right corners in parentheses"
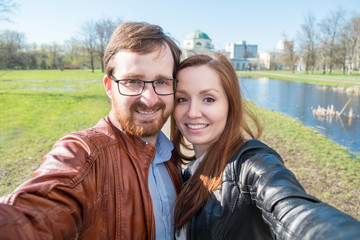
top-left (237, 70), bottom-right (360, 88)
top-left (0, 69), bottom-right (359, 220)
top-left (253, 104), bottom-right (360, 220)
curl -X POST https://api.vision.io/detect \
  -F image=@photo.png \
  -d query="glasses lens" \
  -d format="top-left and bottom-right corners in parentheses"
top-left (118, 79), bottom-right (143, 95)
top-left (116, 79), bottom-right (175, 96)
top-left (153, 79), bottom-right (174, 95)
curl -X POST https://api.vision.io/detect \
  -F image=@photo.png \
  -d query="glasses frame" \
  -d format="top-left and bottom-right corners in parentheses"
top-left (110, 75), bottom-right (178, 96)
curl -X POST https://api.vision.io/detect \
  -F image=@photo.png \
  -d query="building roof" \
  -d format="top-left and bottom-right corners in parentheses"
top-left (185, 31), bottom-right (211, 40)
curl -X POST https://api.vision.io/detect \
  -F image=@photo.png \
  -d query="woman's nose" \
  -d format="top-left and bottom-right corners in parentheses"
top-left (187, 101), bottom-right (202, 118)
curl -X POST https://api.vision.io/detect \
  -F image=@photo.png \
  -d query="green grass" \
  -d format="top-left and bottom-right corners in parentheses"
top-left (0, 69), bottom-right (105, 81)
top-left (0, 70), bottom-right (110, 194)
top-left (237, 70), bottom-right (360, 87)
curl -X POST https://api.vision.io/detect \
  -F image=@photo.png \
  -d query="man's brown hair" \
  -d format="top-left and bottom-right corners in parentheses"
top-left (104, 22), bottom-right (181, 78)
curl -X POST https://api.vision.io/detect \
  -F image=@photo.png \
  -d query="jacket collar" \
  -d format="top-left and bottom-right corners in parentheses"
top-left (100, 114), bottom-right (157, 166)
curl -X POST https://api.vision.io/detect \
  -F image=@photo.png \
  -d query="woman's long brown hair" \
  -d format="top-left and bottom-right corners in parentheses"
top-left (171, 53), bottom-right (262, 229)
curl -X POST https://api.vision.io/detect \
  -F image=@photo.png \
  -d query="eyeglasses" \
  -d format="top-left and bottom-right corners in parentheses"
top-left (111, 75), bottom-right (178, 96)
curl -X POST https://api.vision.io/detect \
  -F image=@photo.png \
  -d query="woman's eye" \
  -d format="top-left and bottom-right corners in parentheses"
top-left (204, 97), bottom-right (215, 103)
top-left (176, 97), bottom-right (188, 103)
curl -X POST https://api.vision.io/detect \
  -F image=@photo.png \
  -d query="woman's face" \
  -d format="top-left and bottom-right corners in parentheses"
top-left (174, 65), bottom-right (229, 157)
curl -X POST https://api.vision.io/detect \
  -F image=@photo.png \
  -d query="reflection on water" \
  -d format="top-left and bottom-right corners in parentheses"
top-left (239, 77), bottom-right (360, 154)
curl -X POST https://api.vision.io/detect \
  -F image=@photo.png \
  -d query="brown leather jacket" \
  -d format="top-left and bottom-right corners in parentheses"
top-left (0, 116), bottom-right (182, 240)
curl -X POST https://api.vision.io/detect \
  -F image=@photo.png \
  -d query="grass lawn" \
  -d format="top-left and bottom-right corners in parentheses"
top-left (0, 69), bottom-right (105, 80)
top-left (0, 70), bottom-right (111, 194)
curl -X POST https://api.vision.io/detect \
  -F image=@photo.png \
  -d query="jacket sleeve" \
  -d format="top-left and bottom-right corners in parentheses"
top-left (242, 150), bottom-right (360, 240)
top-left (0, 133), bottom-right (99, 240)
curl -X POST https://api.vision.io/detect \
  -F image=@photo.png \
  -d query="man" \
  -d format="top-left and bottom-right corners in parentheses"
top-left (0, 22), bottom-right (182, 239)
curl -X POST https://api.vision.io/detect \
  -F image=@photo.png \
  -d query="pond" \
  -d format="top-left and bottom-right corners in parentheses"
top-left (239, 77), bottom-right (360, 155)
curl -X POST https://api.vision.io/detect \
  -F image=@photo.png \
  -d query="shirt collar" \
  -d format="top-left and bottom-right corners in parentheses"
top-left (142, 131), bottom-right (174, 164)
top-left (188, 152), bottom-right (206, 175)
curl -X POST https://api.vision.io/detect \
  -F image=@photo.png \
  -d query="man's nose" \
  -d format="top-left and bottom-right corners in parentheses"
top-left (140, 82), bottom-right (159, 107)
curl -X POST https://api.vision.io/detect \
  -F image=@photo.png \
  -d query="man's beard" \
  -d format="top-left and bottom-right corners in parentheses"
top-left (113, 99), bottom-right (170, 137)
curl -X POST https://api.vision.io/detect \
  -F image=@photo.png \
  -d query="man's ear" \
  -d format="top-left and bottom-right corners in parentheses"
top-left (103, 75), bottom-right (112, 99)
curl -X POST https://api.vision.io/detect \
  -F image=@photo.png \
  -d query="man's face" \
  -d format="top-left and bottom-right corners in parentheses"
top-left (104, 45), bottom-right (175, 141)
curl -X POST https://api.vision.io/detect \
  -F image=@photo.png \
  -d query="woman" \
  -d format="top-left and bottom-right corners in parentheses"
top-left (171, 53), bottom-right (360, 239)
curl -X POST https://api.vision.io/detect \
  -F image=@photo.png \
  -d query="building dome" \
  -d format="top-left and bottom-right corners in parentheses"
top-left (182, 30), bottom-right (214, 57)
top-left (185, 31), bottom-right (211, 40)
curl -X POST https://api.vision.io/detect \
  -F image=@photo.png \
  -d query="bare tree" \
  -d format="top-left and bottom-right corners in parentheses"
top-left (318, 8), bottom-right (346, 74)
top-left (0, 0), bottom-right (17, 22)
top-left (336, 37), bottom-right (348, 74)
top-left (95, 18), bottom-right (121, 72)
top-left (63, 38), bottom-right (87, 69)
top-left (297, 12), bottom-right (318, 74)
top-left (81, 21), bottom-right (98, 72)
top-left (0, 30), bottom-right (25, 69)
top-left (47, 43), bottom-right (64, 69)
top-left (280, 36), bottom-right (298, 73)
top-left (341, 16), bottom-right (360, 75)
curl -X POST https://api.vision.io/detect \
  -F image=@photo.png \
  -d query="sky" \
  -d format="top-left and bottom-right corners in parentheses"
top-left (1, 0), bottom-right (359, 52)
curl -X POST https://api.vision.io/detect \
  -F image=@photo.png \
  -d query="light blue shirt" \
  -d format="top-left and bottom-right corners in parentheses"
top-left (144, 131), bottom-right (176, 240)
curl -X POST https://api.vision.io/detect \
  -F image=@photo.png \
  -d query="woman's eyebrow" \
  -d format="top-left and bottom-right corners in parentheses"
top-left (199, 88), bottom-right (219, 94)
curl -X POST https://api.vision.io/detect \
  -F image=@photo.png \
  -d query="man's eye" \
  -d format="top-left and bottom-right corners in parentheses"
top-left (155, 79), bottom-right (170, 85)
top-left (122, 79), bottom-right (143, 87)
top-left (126, 79), bottom-right (142, 84)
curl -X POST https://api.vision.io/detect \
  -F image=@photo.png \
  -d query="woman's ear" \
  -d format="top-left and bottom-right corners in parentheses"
top-left (103, 75), bottom-right (112, 99)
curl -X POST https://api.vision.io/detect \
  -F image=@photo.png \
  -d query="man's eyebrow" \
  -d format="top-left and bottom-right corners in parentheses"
top-left (154, 74), bottom-right (173, 79)
top-left (122, 73), bottom-right (145, 79)
top-left (121, 74), bottom-right (173, 79)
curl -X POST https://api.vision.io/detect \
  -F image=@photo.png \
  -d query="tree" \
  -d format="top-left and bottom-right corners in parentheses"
top-left (297, 12), bottom-right (318, 74)
top-left (81, 21), bottom-right (98, 72)
top-left (318, 8), bottom-right (346, 74)
top-left (95, 18), bottom-right (121, 72)
top-left (47, 43), bottom-right (64, 69)
top-left (341, 16), bottom-right (360, 75)
top-left (280, 37), bottom-right (298, 73)
top-left (63, 38), bottom-right (87, 69)
top-left (0, 0), bottom-right (17, 22)
top-left (0, 30), bottom-right (25, 69)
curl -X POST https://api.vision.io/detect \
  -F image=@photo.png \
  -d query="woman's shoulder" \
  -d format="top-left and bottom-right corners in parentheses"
top-left (228, 140), bottom-right (282, 165)
top-left (223, 140), bottom-right (286, 182)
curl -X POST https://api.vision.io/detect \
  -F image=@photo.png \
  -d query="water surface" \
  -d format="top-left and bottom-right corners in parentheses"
top-left (239, 77), bottom-right (360, 154)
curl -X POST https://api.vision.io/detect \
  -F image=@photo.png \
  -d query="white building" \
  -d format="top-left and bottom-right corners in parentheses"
top-left (225, 41), bottom-right (258, 59)
top-left (225, 41), bottom-right (259, 70)
top-left (182, 30), bottom-right (214, 58)
top-left (258, 40), bottom-right (286, 70)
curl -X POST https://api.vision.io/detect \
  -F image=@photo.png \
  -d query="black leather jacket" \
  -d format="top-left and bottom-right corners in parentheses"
top-left (184, 140), bottom-right (360, 240)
